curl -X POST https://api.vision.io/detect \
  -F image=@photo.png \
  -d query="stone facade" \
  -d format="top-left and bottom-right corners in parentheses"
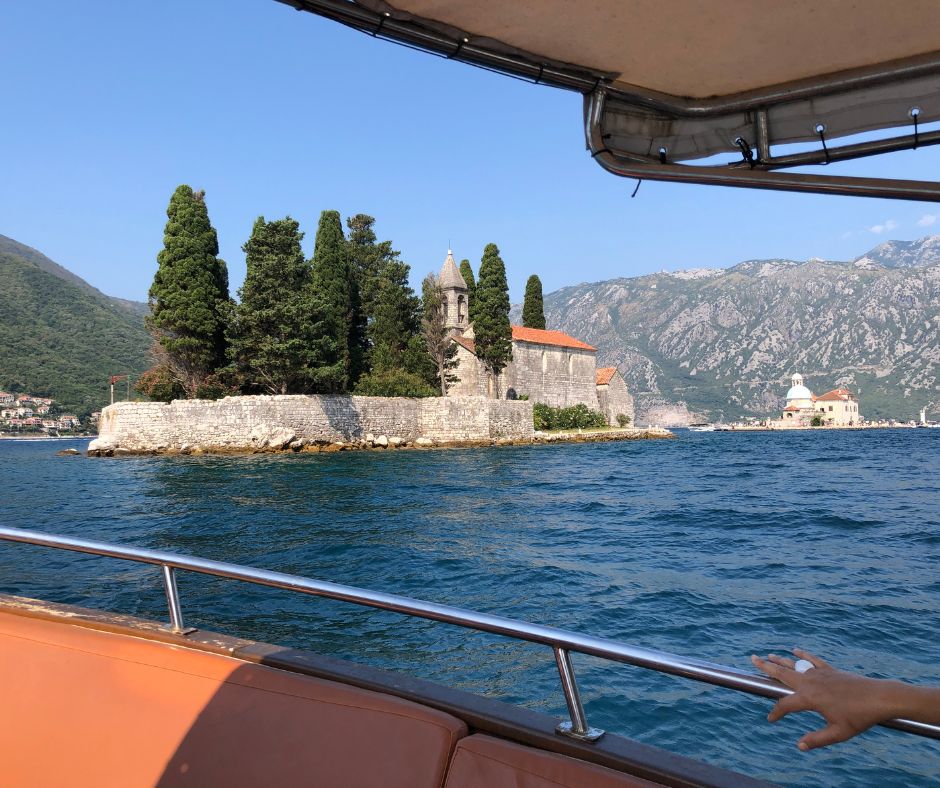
top-left (92, 395), bottom-right (533, 453)
top-left (449, 337), bottom-right (600, 408)
top-left (596, 367), bottom-right (635, 426)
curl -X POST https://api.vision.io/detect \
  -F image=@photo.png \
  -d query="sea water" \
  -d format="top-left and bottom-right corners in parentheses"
top-left (1, 429), bottom-right (938, 786)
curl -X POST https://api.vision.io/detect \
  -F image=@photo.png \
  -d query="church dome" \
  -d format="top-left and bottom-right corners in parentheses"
top-left (786, 383), bottom-right (813, 400)
top-left (785, 372), bottom-right (812, 401)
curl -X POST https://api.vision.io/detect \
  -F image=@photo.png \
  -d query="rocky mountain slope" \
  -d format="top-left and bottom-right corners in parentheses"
top-left (536, 236), bottom-right (940, 424)
top-left (0, 235), bottom-right (151, 415)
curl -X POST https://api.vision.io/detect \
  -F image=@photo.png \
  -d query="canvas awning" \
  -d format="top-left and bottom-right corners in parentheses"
top-left (278, 0), bottom-right (940, 200)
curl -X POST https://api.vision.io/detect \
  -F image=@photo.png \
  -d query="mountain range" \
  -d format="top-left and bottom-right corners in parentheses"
top-left (534, 236), bottom-right (940, 424)
top-left (0, 235), bottom-right (150, 415)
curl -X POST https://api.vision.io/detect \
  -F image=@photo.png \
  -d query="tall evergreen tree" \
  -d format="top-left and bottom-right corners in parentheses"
top-left (521, 274), bottom-right (546, 329)
top-left (310, 210), bottom-right (353, 393)
top-left (473, 243), bottom-right (513, 397)
top-left (148, 185), bottom-right (230, 397)
top-left (459, 258), bottom-right (478, 323)
top-left (368, 259), bottom-right (421, 372)
top-left (421, 273), bottom-right (458, 395)
top-left (229, 217), bottom-right (330, 394)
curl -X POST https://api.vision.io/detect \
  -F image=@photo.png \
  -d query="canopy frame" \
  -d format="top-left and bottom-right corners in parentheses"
top-left (280, 0), bottom-right (940, 201)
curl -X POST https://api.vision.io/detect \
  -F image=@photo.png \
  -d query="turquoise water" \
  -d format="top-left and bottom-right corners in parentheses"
top-left (1, 431), bottom-right (938, 786)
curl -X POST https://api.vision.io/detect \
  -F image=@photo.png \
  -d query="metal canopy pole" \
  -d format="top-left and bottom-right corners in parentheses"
top-left (585, 91), bottom-right (940, 202)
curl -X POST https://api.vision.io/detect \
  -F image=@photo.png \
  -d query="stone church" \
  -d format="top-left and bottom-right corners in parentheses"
top-left (438, 251), bottom-right (634, 426)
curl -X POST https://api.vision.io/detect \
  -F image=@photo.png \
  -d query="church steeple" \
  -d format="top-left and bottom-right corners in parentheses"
top-left (439, 249), bottom-right (468, 331)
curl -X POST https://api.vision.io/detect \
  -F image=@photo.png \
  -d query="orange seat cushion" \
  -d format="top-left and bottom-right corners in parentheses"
top-left (0, 611), bottom-right (466, 788)
top-left (444, 734), bottom-right (663, 788)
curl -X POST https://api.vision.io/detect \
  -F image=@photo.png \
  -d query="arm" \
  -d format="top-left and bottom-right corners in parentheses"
top-left (751, 648), bottom-right (940, 751)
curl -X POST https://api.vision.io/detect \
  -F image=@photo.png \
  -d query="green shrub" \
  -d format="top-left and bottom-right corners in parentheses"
top-left (616, 413), bottom-right (630, 427)
top-left (533, 402), bottom-right (607, 431)
top-left (354, 369), bottom-right (437, 398)
top-left (135, 366), bottom-right (184, 403)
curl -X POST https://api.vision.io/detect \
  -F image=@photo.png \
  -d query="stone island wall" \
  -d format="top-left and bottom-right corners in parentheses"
top-left (91, 395), bottom-right (534, 454)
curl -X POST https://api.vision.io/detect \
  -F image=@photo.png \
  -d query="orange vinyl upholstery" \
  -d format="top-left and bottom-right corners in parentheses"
top-left (0, 611), bottom-right (467, 788)
top-left (444, 734), bottom-right (663, 788)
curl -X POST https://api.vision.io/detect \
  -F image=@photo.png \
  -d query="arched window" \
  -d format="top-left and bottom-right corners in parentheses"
top-left (506, 388), bottom-right (517, 400)
top-left (567, 353), bottom-right (574, 376)
top-left (457, 295), bottom-right (466, 323)
top-left (541, 350), bottom-right (547, 373)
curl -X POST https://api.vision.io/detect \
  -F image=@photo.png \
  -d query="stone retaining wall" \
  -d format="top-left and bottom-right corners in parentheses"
top-left (91, 395), bottom-right (533, 454)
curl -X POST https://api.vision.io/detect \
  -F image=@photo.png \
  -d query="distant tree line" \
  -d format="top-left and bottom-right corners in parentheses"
top-left (139, 185), bottom-right (544, 401)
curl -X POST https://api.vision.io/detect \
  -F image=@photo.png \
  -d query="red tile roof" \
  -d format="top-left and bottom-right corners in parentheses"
top-left (596, 366), bottom-right (617, 386)
top-left (783, 405), bottom-right (803, 412)
top-left (452, 335), bottom-right (476, 353)
top-left (816, 388), bottom-right (856, 401)
top-left (510, 325), bottom-right (596, 351)
top-left (451, 326), bottom-right (596, 353)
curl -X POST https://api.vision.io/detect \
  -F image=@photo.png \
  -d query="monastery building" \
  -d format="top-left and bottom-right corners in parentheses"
top-left (437, 251), bottom-right (634, 426)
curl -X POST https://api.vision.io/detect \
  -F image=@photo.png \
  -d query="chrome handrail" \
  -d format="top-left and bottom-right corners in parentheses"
top-left (1, 526), bottom-right (937, 742)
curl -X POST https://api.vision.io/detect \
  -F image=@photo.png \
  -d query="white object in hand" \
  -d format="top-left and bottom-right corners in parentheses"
top-left (795, 659), bottom-right (815, 673)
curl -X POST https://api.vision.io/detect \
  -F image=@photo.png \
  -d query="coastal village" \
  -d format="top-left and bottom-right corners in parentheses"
top-left (0, 391), bottom-right (90, 435)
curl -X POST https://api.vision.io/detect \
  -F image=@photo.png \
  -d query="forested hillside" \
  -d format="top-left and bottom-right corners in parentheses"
top-left (0, 237), bottom-right (150, 415)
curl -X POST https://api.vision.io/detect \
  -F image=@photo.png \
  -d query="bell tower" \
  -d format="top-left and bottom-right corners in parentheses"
top-left (438, 249), bottom-right (468, 332)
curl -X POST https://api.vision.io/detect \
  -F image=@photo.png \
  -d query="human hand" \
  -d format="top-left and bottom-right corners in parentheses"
top-left (750, 648), bottom-right (896, 751)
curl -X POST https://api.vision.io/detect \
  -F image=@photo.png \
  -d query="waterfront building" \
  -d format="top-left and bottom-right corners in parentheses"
top-left (439, 250), bottom-right (634, 424)
top-left (774, 373), bottom-right (861, 427)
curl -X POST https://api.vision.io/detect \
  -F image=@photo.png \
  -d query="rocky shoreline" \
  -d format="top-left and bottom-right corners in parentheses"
top-left (87, 426), bottom-right (673, 457)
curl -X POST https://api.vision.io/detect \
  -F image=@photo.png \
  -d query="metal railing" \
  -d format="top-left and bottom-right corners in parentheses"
top-left (1, 526), bottom-right (938, 743)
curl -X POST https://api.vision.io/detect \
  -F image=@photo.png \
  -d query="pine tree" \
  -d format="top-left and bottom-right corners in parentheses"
top-left (148, 185), bottom-right (230, 397)
top-left (310, 210), bottom-right (357, 393)
top-left (521, 274), bottom-right (546, 329)
top-left (473, 243), bottom-right (513, 397)
top-left (459, 258), bottom-right (477, 322)
top-left (421, 274), bottom-right (458, 395)
top-left (229, 216), bottom-right (330, 394)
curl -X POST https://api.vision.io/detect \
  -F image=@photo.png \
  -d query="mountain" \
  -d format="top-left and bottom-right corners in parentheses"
top-left (0, 235), bottom-right (151, 415)
top-left (528, 236), bottom-right (940, 424)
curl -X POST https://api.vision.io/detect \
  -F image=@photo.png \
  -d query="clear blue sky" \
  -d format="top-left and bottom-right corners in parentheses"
top-left (3, 1), bottom-right (939, 303)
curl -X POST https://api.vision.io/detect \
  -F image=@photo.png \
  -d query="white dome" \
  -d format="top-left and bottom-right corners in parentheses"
top-left (786, 384), bottom-right (813, 400)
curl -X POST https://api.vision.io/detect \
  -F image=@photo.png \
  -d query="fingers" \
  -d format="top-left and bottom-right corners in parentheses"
top-left (768, 692), bottom-right (810, 723)
top-left (793, 647), bottom-right (829, 669)
top-left (766, 653), bottom-right (796, 670)
top-left (798, 723), bottom-right (852, 751)
top-left (751, 654), bottom-right (800, 688)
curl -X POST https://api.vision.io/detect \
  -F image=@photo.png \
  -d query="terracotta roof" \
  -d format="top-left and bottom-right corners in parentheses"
top-left (816, 388), bottom-right (856, 401)
top-left (452, 326), bottom-right (596, 354)
top-left (511, 325), bottom-right (596, 351)
top-left (783, 405), bottom-right (803, 412)
top-left (452, 335), bottom-right (476, 353)
top-left (596, 366), bottom-right (617, 385)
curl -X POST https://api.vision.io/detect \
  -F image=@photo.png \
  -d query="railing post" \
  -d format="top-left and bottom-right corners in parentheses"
top-left (161, 564), bottom-right (185, 632)
top-left (553, 647), bottom-right (604, 742)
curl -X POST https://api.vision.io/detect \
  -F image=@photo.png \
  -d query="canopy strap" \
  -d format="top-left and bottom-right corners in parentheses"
top-left (817, 126), bottom-right (831, 164)
top-left (734, 137), bottom-right (756, 168)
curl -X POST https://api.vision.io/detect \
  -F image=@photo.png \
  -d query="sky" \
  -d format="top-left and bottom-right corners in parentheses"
top-left (3, 0), bottom-right (940, 304)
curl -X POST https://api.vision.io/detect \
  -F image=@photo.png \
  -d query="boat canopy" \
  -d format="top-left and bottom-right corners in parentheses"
top-left (278, 0), bottom-right (940, 201)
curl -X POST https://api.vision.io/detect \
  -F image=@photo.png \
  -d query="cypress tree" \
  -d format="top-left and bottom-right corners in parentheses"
top-left (310, 210), bottom-right (353, 393)
top-left (229, 217), bottom-right (328, 394)
top-left (148, 185), bottom-right (230, 397)
top-left (521, 274), bottom-right (546, 329)
top-left (459, 258), bottom-right (477, 322)
top-left (474, 243), bottom-right (513, 397)
top-left (367, 260), bottom-right (420, 369)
